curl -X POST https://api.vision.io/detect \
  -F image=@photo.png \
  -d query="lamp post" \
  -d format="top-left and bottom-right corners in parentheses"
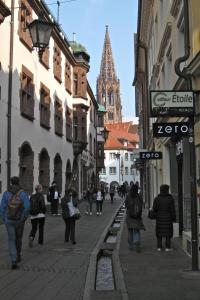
top-left (28, 16), bottom-right (54, 58)
top-left (115, 152), bottom-right (121, 186)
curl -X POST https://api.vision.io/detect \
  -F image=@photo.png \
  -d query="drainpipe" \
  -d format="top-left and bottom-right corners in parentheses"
top-left (7, 0), bottom-right (15, 188)
top-left (174, 0), bottom-right (198, 271)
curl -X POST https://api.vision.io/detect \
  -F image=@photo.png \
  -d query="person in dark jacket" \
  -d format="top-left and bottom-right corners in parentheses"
top-left (0, 176), bottom-right (30, 269)
top-left (29, 184), bottom-right (46, 247)
top-left (61, 188), bottom-right (78, 244)
top-left (125, 184), bottom-right (145, 252)
top-left (153, 184), bottom-right (176, 252)
top-left (48, 181), bottom-right (60, 216)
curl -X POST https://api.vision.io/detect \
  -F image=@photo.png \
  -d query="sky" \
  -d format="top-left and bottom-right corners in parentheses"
top-left (46, 0), bottom-right (138, 123)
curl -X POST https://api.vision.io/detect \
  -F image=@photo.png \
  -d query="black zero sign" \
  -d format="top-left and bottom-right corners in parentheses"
top-left (140, 152), bottom-right (162, 160)
top-left (153, 122), bottom-right (192, 137)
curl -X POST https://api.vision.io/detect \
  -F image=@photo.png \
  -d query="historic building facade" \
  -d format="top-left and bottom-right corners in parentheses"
top-left (134, 0), bottom-right (200, 259)
top-left (96, 26), bottom-right (122, 124)
top-left (100, 122), bottom-right (139, 187)
top-left (0, 0), bottom-right (101, 198)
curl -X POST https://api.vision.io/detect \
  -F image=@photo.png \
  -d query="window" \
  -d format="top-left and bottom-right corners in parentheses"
top-left (40, 48), bottom-right (50, 69)
top-left (109, 152), bottom-right (115, 160)
top-left (109, 167), bottom-right (116, 175)
top-left (66, 106), bottom-right (72, 142)
top-left (65, 59), bottom-right (71, 93)
top-left (125, 153), bottom-right (128, 161)
top-left (53, 42), bottom-right (62, 83)
top-left (54, 97), bottom-right (63, 136)
top-left (101, 167), bottom-right (106, 174)
top-left (73, 73), bottom-right (78, 96)
top-left (98, 115), bottom-right (103, 127)
top-left (125, 167), bottom-right (129, 175)
top-left (73, 106), bottom-right (87, 143)
top-left (40, 83), bottom-right (50, 129)
top-left (97, 142), bottom-right (104, 158)
top-left (130, 167), bottom-right (135, 175)
top-left (108, 112), bottom-right (114, 120)
top-left (18, 1), bottom-right (33, 50)
top-left (20, 65), bottom-right (34, 120)
top-left (130, 153), bottom-right (134, 161)
top-left (81, 73), bottom-right (87, 98)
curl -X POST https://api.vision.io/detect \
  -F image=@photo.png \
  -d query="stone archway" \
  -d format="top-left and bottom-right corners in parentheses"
top-left (38, 148), bottom-right (50, 194)
top-left (65, 159), bottom-right (72, 191)
top-left (19, 142), bottom-right (34, 195)
top-left (54, 153), bottom-right (62, 193)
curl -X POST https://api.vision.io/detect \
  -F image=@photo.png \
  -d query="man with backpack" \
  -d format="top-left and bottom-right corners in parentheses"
top-left (125, 183), bottom-right (145, 252)
top-left (0, 176), bottom-right (30, 269)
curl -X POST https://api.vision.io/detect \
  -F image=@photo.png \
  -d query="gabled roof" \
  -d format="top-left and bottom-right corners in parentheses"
top-left (104, 122), bottom-right (139, 150)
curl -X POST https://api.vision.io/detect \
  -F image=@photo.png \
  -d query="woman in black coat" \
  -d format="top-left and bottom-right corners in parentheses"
top-left (153, 184), bottom-right (176, 251)
top-left (61, 188), bottom-right (78, 244)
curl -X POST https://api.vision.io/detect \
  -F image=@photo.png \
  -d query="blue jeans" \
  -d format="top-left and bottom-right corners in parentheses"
top-left (5, 221), bottom-right (25, 262)
top-left (128, 229), bottom-right (141, 247)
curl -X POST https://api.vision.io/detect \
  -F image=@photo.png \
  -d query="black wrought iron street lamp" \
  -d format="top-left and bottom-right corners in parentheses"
top-left (101, 127), bottom-right (110, 142)
top-left (28, 17), bottom-right (54, 57)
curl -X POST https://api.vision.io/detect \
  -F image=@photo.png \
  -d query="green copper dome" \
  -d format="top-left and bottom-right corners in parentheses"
top-left (70, 41), bottom-right (90, 64)
top-left (98, 103), bottom-right (106, 112)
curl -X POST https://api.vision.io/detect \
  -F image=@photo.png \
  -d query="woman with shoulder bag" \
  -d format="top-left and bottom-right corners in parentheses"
top-left (61, 188), bottom-right (79, 245)
top-left (153, 184), bottom-right (176, 252)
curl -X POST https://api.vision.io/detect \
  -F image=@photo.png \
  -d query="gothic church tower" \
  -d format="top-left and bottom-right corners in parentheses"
top-left (97, 26), bottom-right (122, 124)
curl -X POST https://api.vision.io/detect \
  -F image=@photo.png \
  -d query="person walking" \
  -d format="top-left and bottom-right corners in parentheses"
top-left (85, 184), bottom-right (94, 215)
top-left (48, 181), bottom-right (60, 216)
top-left (153, 184), bottom-right (176, 251)
top-left (125, 183), bottom-right (145, 252)
top-left (29, 184), bottom-right (46, 247)
top-left (110, 185), bottom-right (115, 204)
top-left (61, 188), bottom-right (78, 244)
top-left (0, 176), bottom-right (30, 269)
top-left (96, 185), bottom-right (103, 215)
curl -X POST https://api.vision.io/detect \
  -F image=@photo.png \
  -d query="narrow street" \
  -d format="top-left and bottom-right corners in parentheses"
top-left (0, 196), bottom-right (123, 300)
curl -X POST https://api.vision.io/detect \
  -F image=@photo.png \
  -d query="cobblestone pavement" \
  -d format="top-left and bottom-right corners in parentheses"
top-left (119, 210), bottom-right (200, 300)
top-left (0, 195), bottom-right (123, 300)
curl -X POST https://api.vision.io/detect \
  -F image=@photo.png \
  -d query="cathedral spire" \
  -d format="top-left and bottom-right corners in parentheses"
top-left (99, 25), bottom-right (117, 81)
top-left (97, 26), bottom-right (122, 124)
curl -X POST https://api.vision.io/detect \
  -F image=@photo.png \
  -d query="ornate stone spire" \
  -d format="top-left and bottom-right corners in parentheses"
top-left (97, 26), bottom-right (122, 124)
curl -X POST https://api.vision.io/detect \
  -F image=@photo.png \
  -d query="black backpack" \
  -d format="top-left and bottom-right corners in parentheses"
top-left (7, 190), bottom-right (23, 220)
top-left (30, 194), bottom-right (42, 216)
top-left (128, 195), bottom-right (142, 219)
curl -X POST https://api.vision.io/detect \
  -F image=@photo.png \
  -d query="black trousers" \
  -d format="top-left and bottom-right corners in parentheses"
top-left (64, 218), bottom-right (76, 242)
top-left (157, 236), bottom-right (171, 248)
top-left (96, 201), bottom-right (103, 212)
top-left (51, 199), bottom-right (59, 214)
top-left (110, 193), bottom-right (114, 203)
top-left (30, 218), bottom-right (45, 244)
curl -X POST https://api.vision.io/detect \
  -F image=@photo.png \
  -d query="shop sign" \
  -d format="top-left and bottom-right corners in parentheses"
top-left (150, 90), bottom-right (194, 117)
top-left (140, 152), bottom-right (162, 159)
top-left (153, 122), bottom-right (192, 137)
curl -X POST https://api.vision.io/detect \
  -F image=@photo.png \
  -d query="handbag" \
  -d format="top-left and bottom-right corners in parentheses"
top-left (148, 208), bottom-right (156, 220)
top-left (68, 198), bottom-right (81, 220)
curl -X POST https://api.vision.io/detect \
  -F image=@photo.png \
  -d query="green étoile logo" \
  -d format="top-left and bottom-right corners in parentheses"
top-left (153, 92), bottom-right (171, 107)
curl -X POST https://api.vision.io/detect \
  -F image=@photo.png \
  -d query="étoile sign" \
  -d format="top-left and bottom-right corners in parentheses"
top-left (150, 90), bottom-right (194, 117)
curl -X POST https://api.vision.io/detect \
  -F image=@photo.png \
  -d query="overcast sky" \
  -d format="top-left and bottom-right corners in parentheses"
top-left (46, 0), bottom-right (138, 123)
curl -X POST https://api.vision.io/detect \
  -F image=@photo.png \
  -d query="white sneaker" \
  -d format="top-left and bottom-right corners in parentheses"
top-left (89, 212), bottom-right (92, 215)
top-left (157, 248), bottom-right (162, 251)
top-left (96, 212), bottom-right (99, 215)
top-left (85, 212), bottom-right (89, 215)
top-left (165, 248), bottom-right (173, 252)
top-left (99, 212), bottom-right (102, 215)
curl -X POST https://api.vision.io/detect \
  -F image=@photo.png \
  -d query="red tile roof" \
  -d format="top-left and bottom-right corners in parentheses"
top-left (104, 122), bottom-right (139, 150)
